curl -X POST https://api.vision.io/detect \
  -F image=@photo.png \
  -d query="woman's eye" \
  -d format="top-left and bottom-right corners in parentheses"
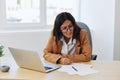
top-left (63, 27), bottom-right (67, 30)
top-left (69, 26), bottom-right (72, 28)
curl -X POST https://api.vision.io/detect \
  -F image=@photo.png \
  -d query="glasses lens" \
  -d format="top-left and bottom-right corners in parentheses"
top-left (62, 29), bottom-right (67, 32)
top-left (61, 25), bottom-right (73, 33)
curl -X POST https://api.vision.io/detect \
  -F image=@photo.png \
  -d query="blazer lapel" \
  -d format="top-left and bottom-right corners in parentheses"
top-left (53, 40), bottom-right (63, 54)
top-left (53, 39), bottom-right (81, 54)
top-left (75, 40), bottom-right (81, 54)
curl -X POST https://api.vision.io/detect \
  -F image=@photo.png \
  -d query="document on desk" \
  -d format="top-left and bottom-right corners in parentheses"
top-left (57, 63), bottom-right (98, 76)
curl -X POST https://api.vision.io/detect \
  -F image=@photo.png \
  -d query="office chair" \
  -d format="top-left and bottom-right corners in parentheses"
top-left (77, 22), bottom-right (97, 60)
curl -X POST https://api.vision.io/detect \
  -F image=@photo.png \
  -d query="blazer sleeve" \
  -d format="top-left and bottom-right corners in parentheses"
top-left (43, 31), bottom-right (62, 64)
top-left (65, 30), bottom-right (92, 62)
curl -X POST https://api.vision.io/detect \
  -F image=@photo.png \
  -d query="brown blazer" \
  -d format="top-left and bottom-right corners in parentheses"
top-left (43, 29), bottom-right (92, 64)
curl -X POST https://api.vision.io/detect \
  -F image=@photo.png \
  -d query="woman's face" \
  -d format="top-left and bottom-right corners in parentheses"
top-left (60, 20), bottom-right (74, 38)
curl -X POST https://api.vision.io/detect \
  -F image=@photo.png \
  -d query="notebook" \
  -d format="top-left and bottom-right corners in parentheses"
top-left (8, 47), bottom-right (61, 72)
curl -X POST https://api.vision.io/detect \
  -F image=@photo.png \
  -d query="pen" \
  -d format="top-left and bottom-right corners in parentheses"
top-left (72, 66), bottom-right (78, 72)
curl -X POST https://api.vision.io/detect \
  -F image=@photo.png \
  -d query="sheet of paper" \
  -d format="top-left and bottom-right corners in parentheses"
top-left (57, 63), bottom-right (98, 76)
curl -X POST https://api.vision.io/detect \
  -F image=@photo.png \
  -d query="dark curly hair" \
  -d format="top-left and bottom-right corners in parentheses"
top-left (53, 12), bottom-right (81, 42)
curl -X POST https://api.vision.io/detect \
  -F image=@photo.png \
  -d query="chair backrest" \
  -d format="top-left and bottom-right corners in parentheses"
top-left (76, 22), bottom-right (97, 60)
top-left (76, 22), bottom-right (92, 50)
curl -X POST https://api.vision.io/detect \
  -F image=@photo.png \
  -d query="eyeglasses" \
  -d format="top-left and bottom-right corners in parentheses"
top-left (61, 25), bottom-right (74, 33)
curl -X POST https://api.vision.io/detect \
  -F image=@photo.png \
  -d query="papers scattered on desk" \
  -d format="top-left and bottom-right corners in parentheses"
top-left (57, 63), bottom-right (98, 76)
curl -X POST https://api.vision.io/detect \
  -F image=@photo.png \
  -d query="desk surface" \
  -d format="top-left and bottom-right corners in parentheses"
top-left (0, 55), bottom-right (120, 80)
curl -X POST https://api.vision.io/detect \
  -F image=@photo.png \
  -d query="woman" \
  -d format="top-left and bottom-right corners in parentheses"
top-left (43, 12), bottom-right (91, 65)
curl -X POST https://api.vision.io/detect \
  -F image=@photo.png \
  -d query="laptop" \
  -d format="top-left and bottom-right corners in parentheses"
top-left (8, 47), bottom-right (61, 73)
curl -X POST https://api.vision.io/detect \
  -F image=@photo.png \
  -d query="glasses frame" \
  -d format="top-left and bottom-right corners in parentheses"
top-left (61, 25), bottom-right (74, 33)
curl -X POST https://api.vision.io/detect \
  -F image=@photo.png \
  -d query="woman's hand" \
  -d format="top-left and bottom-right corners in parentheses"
top-left (59, 58), bottom-right (72, 65)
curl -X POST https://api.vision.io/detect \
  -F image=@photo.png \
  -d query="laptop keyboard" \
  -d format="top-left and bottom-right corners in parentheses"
top-left (44, 66), bottom-right (53, 70)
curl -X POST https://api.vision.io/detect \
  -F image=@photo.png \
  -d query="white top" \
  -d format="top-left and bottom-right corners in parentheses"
top-left (61, 37), bottom-right (76, 55)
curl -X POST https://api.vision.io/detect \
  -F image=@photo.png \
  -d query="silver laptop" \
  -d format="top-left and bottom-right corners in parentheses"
top-left (8, 47), bottom-right (61, 73)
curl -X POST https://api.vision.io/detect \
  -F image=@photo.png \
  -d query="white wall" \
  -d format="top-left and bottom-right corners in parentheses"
top-left (0, 30), bottom-right (51, 57)
top-left (80, 0), bottom-right (115, 60)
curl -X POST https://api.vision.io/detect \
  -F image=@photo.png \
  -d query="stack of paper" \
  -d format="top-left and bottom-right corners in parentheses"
top-left (57, 63), bottom-right (98, 76)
